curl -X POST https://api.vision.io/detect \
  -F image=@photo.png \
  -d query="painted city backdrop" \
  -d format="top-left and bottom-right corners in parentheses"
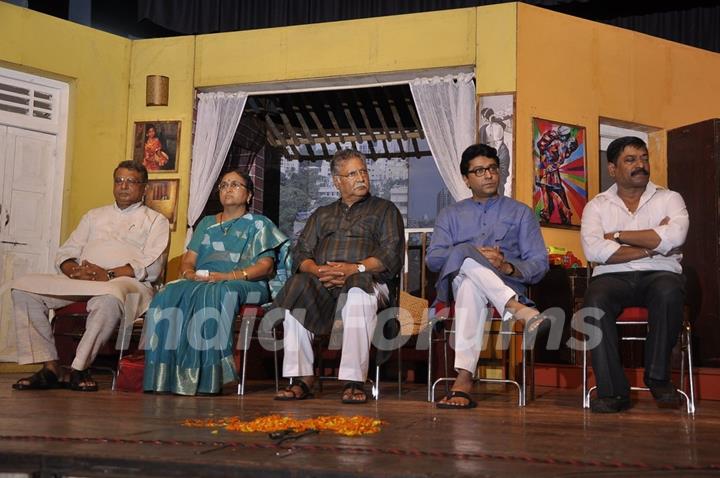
top-left (279, 139), bottom-right (451, 241)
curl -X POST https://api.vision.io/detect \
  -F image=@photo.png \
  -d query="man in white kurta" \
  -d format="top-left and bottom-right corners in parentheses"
top-left (10, 161), bottom-right (169, 391)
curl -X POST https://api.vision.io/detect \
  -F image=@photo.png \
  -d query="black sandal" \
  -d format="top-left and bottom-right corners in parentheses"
top-left (68, 369), bottom-right (99, 392)
top-left (274, 380), bottom-right (314, 401)
top-left (436, 390), bottom-right (477, 409)
top-left (341, 381), bottom-right (368, 404)
top-left (12, 368), bottom-right (62, 390)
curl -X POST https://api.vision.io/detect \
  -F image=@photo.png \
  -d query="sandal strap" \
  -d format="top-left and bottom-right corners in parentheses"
top-left (39, 368), bottom-right (59, 384)
top-left (19, 368), bottom-right (59, 386)
top-left (70, 369), bottom-right (94, 384)
top-left (342, 381), bottom-right (365, 393)
top-left (447, 390), bottom-right (472, 401)
top-left (285, 379), bottom-right (311, 398)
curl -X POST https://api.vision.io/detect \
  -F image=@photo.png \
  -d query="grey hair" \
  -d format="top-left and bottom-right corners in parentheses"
top-left (330, 149), bottom-right (367, 175)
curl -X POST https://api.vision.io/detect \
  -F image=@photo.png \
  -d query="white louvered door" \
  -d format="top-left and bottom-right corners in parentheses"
top-left (0, 67), bottom-right (68, 362)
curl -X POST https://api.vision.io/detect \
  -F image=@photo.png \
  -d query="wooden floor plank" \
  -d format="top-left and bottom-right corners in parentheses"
top-left (0, 373), bottom-right (718, 477)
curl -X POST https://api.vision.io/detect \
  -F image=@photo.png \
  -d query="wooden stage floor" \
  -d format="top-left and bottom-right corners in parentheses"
top-left (1, 373), bottom-right (719, 477)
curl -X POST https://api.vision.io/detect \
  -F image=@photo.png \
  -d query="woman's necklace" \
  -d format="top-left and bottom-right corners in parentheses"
top-left (219, 212), bottom-right (242, 235)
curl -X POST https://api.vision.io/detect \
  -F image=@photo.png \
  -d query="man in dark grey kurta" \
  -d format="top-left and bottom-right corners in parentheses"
top-left (273, 149), bottom-right (404, 403)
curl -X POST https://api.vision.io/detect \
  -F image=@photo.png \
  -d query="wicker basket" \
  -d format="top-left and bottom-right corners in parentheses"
top-left (398, 291), bottom-right (430, 336)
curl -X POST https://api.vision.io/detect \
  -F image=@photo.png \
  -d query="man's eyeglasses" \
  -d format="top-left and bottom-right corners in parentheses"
top-left (335, 168), bottom-right (369, 180)
top-left (218, 181), bottom-right (248, 192)
top-left (467, 165), bottom-right (499, 177)
top-left (114, 177), bottom-right (146, 186)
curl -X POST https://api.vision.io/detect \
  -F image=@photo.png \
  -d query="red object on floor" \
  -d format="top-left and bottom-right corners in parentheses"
top-left (116, 353), bottom-right (145, 393)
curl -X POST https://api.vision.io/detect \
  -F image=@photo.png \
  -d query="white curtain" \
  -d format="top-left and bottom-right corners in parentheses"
top-left (186, 91), bottom-right (248, 243)
top-left (409, 74), bottom-right (476, 201)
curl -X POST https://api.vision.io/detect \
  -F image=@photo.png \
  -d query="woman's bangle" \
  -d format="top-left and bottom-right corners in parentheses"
top-left (181, 270), bottom-right (193, 279)
top-left (644, 248), bottom-right (652, 258)
top-left (231, 269), bottom-right (248, 280)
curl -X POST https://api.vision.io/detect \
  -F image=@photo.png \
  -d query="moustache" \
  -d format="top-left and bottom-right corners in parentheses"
top-left (631, 168), bottom-right (649, 177)
top-left (353, 182), bottom-right (368, 189)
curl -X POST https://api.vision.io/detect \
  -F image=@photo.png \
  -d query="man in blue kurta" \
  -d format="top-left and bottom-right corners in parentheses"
top-left (426, 143), bottom-right (549, 408)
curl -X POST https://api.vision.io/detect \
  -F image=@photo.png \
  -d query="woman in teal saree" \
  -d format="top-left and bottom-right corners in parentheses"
top-left (143, 170), bottom-right (289, 395)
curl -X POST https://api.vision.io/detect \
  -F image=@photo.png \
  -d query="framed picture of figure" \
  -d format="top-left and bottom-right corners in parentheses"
top-left (478, 94), bottom-right (514, 197)
top-left (532, 118), bottom-right (587, 229)
top-left (133, 121), bottom-right (180, 173)
top-left (145, 179), bottom-right (179, 231)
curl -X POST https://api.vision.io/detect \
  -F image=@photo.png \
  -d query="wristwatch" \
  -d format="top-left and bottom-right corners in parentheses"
top-left (613, 231), bottom-right (622, 242)
top-left (357, 263), bottom-right (366, 273)
top-left (107, 270), bottom-right (116, 280)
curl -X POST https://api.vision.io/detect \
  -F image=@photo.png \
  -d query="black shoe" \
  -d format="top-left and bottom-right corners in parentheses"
top-left (590, 395), bottom-right (632, 413)
top-left (646, 380), bottom-right (681, 408)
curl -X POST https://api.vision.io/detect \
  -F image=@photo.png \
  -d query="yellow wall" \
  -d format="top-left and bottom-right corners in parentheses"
top-left (475, 3), bottom-right (516, 93)
top-left (127, 37), bottom-right (196, 272)
top-left (195, 8), bottom-right (477, 87)
top-left (0, 2), bottom-right (131, 239)
top-left (515, 3), bottom-right (720, 260)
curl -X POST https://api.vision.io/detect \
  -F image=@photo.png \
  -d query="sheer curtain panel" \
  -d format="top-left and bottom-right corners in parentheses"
top-left (409, 74), bottom-right (476, 201)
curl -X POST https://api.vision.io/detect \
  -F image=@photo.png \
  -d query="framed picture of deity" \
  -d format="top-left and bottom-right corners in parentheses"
top-left (133, 121), bottom-right (180, 173)
top-left (145, 179), bottom-right (179, 231)
top-left (532, 118), bottom-right (587, 229)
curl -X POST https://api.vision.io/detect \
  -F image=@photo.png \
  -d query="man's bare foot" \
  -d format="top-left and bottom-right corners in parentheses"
top-left (504, 299), bottom-right (553, 335)
top-left (504, 298), bottom-right (540, 321)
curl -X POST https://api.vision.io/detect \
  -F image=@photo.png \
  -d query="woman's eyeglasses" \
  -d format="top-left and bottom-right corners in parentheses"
top-left (218, 181), bottom-right (248, 192)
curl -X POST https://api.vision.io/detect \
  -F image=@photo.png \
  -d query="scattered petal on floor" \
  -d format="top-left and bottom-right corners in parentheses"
top-left (183, 414), bottom-right (384, 436)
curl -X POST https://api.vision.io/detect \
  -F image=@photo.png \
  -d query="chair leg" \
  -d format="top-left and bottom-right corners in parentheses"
top-left (112, 351), bottom-right (122, 391)
top-left (427, 321), bottom-right (433, 402)
top-left (529, 347), bottom-right (536, 402)
top-left (113, 348), bottom-right (125, 392)
top-left (680, 346), bottom-right (686, 394)
top-left (442, 328), bottom-right (451, 397)
top-left (113, 317), bottom-right (133, 392)
top-left (582, 336), bottom-right (589, 408)
top-left (520, 331), bottom-right (526, 407)
top-left (272, 326), bottom-right (280, 393)
top-left (684, 324), bottom-right (696, 414)
top-left (374, 364), bottom-right (380, 400)
top-left (238, 318), bottom-right (251, 396)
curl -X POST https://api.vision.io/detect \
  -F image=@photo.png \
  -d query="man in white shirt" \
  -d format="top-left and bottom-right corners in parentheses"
top-left (581, 136), bottom-right (689, 413)
top-left (10, 161), bottom-right (169, 392)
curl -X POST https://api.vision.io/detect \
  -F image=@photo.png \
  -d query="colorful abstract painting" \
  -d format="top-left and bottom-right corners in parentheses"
top-left (532, 118), bottom-right (587, 229)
